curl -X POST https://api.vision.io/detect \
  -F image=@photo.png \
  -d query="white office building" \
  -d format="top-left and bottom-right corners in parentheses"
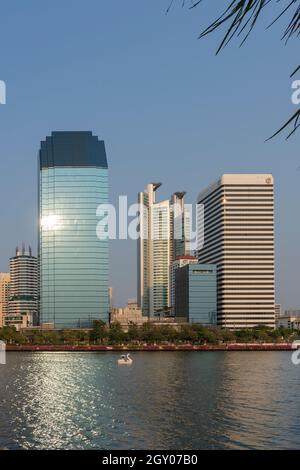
top-left (138, 183), bottom-right (190, 317)
top-left (7, 245), bottom-right (38, 327)
top-left (197, 174), bottom-right (275, 329)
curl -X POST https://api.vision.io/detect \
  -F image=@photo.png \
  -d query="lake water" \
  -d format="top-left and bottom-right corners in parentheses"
top-left (0, 351), bottom-right (299, 450)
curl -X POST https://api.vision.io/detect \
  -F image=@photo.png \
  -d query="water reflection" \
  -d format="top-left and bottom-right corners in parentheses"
top-left (0, 352), bottom-right (299, 449)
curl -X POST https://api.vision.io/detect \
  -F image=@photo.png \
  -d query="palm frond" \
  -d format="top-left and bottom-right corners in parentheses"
top-left (198, 1), bottom-right (272, 53)
top-left (168, 0), bottom-right (300, 138)
top-left (176, 0), bottom-right (300, 49)
top-left (282, 3), bottom-right (300, 41)
top-left (266, 109), bottom-right (300, 140)
top-left (291, 64), bottom-right (300, 77)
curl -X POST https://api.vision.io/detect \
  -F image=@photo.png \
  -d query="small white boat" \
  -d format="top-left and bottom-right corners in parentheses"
top-left (117, 353), bottom-right (133, 365)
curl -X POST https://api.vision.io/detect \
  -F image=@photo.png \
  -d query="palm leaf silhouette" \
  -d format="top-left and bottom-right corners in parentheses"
top-left (168, 0), bottom-right (300, 139)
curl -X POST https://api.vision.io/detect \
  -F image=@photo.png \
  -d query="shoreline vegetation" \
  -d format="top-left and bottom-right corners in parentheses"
top-left (0, 321), bottom-right (299, 352)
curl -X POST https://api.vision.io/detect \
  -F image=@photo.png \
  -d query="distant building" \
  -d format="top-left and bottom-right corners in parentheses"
top-left (138, 183), bottom-right (190, 317)
top-left (111, 300), bottom-right (187, 331)
top-left (170, 192), bottom-right (191, 260)
top-left (5, 312), bottom-right (34, 331)
top-left (111, 300), bottom-right (148, 331)
top-left (0, 273), bottom-right (10, 328)
top-left (285, 309), bottom-right (300, 317)
top-left (197, 174), bottom-right (275, 329)
top-left (277, 312), bottom-right (300, 330)
top-left (275, 304), bottom-right (282, 325)
top-left (175, 264), bottom-right (217, 325)
top-left (150, 317), bottom-right (187, 327)
top-left (6, 245), bottom-right (37, 328)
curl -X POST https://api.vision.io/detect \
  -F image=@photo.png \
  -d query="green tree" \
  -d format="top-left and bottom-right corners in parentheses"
top-left (31, 331), bottom-right (46, 345)
top-left (40, 331), bottom-right (61, 345)
top-left (108, 322), bottom-right (126, 344)
top-left (202, 328), bottom-right (218, 344)
top-left (177, 324), bottom-right (198, 343)
top-left (140, 322), bottom-right (159, 342)
top-left (0, 326), bottom-right (26, 345)
top-left (89, 320), bottom-right (108, 344)
top-left (278, 327), bottom-right (294, 341)
top-left (75, 329), bottom-right (89, 344)
top-left (160, 324), bottom-right (178, 342)
top-left (190, 324), bottom-right (207, 344)
top-left (127, 323), bottom-right (140, 342)
top-left (219, 328), bottom-right (236, 343)
top-left (62, 329), bottom-right (80, 345)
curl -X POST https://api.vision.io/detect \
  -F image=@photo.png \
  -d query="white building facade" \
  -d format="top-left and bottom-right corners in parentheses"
top-left (7, 245), bottom-right (38, 326)
top-left (277, 311), bottom-right (300, 330)
top-left (138, 183), bottom-right (190, 317)
top-left (197, 174), bottom-right (275, 329)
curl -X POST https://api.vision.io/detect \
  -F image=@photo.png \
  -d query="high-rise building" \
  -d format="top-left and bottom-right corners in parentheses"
top-left (7, 245), bottom-right (37, 326)
top-left (38, 131), bottom-right (109, 328)
top-left (175, 263), bottom-right (217, 325)
top-left (0, 273), bottom-right (10, 327)
top-left (170, 192), bottom-right (191, 260)
top-left (138, 183), bottom-right (190, 317)
top-left (138, 183), bottom-right (170, 316)
top-left (197, 174), bottom-right (275, 329)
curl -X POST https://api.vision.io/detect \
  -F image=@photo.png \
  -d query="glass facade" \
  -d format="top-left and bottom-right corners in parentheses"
top-left (39, 132), bottom-right (108, 328)
top-left (175, 264), bottom-right (217, 325)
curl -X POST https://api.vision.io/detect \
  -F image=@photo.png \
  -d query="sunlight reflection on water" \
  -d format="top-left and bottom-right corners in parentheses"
top-left (0, 351), bottom-right (299, 450)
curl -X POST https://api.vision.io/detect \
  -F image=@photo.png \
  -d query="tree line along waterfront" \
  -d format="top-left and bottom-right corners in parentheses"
top-left (0, 321), bottom-right (298, 346)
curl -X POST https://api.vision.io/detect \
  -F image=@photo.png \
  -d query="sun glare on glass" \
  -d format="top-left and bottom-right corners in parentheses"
top-left (41, 215), bottom-right (61, 230)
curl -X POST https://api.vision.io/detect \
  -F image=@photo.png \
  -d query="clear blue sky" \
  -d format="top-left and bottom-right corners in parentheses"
top-left (0, 0), bottom-right (299, 309)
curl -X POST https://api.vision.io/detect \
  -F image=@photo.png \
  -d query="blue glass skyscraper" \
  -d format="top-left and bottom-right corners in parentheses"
top-left (38, 131), bottom-right (109, 328)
